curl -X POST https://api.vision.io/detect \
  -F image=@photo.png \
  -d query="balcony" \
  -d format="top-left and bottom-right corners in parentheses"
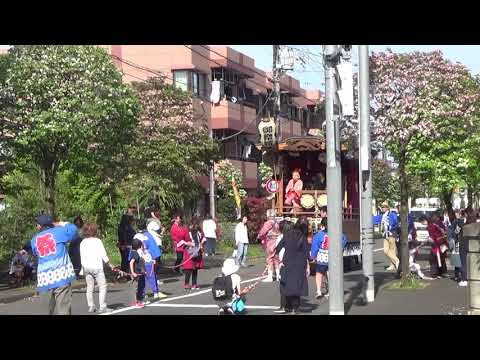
top-left (211, 100), bottom-right (257, 134)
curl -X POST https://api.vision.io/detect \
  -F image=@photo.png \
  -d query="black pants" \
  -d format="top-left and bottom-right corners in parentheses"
top-left (184, 269), bottom-right (198, 286)
top-left (175, 252), bottom-right (184, 272)
top-left (136, 275), bottom-right (146, 302)
top-left (285, 296), bottom-right (300, 312)
top-left (120, 247), bottom-right (130, 272)
top-left (280, 294), bottom-right (287, 309)
top-left (459, 240), bottom-right (467, 281)
top-left (430, 251), bottom-right (447, 276)
top-left (155, 255), bottom-right (162, 276)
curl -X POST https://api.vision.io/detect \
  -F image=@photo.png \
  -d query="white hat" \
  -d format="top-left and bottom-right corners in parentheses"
top-left (147, 221), bottom-right (160, 232)
top-left (221, 258), bottom-right (239, 276)
top-left (133, 233), bottom-right (147, 242)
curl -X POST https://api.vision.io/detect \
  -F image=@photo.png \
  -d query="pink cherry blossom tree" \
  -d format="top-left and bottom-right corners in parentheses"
top-left (370, 50), bottom-right (480, 282)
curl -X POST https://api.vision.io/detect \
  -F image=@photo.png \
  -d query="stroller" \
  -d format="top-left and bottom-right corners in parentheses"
top-left (8, 250), bottom-right (35, 288)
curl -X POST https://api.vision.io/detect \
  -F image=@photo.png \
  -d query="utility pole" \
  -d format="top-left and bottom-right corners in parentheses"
top-left (323, 45), bottom-right (344, 315)
top-left (272, 45), bottom-right (282, 141)
top-left (209, 126), bottom-right (216, 218)
top-left (358, 45), bottom-right (374, 303)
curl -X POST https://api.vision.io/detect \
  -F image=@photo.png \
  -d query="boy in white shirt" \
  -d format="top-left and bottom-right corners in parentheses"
top-left (235, 216), bottom-right (249, 267)
top-left (80, 223), bottom-right (115, 314)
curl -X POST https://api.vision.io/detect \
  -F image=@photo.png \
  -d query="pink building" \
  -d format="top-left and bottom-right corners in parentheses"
top-left (103, 45), bottom-right (322, 193)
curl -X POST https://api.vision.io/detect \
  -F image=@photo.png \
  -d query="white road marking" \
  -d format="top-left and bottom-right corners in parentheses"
top-left (159, 275), bottom-right (265, 302)
top-left (101, 306), bottom-right (138, 315)
top-left (103, 275), bottom-right (266, 315)
top-left (148, 303), bottom-right (278, 310)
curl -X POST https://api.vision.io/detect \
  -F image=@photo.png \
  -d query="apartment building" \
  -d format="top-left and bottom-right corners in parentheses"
top-left (103, 45), bottom-right (323, 194)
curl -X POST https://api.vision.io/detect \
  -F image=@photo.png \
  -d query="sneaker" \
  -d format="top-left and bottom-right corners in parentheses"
top-left (184, 284), bottom-right (191, 290)
top-left (385, 265), bottom-right (395, 271)
top-left (134, 302), bottom-right (145, 308)
top-left (324, 292), bottom-right (329, 298)
top-left (191, 285), bottom-right (200, 290)
top-left (273, 307), bottom-right (286, 314)
top-left (315, 293), bottom-right (323, 299)
top-left (156, 292), bottom-right (168, 298)
top-left (88, 306), bottom-right (96, 313)
top-left (459, 281), bottom-right (468, 287)
top-left (97, 307), bottom-right (114, 314)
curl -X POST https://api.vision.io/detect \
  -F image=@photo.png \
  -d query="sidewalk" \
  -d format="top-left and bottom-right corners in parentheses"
top-left (346, 244), bottom-right (469, 315)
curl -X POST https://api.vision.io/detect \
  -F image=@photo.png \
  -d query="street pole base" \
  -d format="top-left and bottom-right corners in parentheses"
top-left (366, 289), bottom-right (374, 303)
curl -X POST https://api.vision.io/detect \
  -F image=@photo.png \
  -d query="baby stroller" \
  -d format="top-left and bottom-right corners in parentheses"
top-left (8, 250), bottom-right (34, 288)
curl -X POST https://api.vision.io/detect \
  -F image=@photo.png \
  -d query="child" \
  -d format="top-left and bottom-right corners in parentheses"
top-left (129, 238), bottom-right (147, 308)
top-left (212, 258), bottom-right (247, 315)
top-left (310, 218), bottom-right (348, 299)
top-left (143, 224), bottom-right (168, 299)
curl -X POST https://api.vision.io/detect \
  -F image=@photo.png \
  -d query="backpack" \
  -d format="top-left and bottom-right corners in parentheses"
top-left (212, 275), bottom-right (234, 301)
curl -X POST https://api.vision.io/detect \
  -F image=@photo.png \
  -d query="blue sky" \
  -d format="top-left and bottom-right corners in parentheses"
top-left (230, 45), bottom-right (480, 90)
top-left (2, 45), bottom-right (479, 91)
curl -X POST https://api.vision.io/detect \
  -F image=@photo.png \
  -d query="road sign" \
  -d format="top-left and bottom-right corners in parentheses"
top-left (265, 179), bottom-right (279, 194)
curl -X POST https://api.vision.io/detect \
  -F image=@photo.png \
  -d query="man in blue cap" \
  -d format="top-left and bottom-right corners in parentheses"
top-left (31, 214), bottom-right (78, 315)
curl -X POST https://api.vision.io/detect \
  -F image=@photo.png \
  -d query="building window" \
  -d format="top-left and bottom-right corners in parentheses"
top-left (173, 70), bottom-right (188, 92)
top-left (173, 70), bottom-right (208, 97)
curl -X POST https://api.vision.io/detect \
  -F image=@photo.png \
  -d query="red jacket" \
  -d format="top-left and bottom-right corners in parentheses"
top-left (170, 223), bottom-right (189, 253)
top-left (427, 222), bottom-right (447, 252)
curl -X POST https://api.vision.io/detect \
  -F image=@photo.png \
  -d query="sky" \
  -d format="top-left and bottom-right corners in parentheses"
top-left (2, 45), bottom-right (480, 91)
top-left (230, 45), bottom-right (480, 90)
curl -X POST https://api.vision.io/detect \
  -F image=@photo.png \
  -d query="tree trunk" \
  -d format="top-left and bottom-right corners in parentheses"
top-left (467, 184), bottom-right (474, 211)
top-left (41, 160), bottom-right (57, 218)
top-left (398, 151), bottom-right (410, 282)
top-left (441, 188), bottom-right (454, 220)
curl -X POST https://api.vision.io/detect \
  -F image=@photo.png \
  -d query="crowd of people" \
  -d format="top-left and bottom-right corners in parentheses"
top-left (380, 200), bottom-right (475, 286)
top-left (12, 194), bottom-right (478, 315)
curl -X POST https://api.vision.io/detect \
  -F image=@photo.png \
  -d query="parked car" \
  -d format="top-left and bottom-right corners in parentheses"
top-left (409, 207), bottom-right (441, 243)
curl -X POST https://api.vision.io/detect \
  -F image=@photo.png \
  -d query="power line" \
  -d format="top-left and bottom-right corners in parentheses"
top-left (191, 45), bottom-right (318, 105)
top-left (218, 90), bottom-right (274, 142)
top-left (115, 55), bottom-right (271, 139)
top-left (111, 49), bottom-right (318, 140)
top-left (112, 54), bottom-right (255, 116)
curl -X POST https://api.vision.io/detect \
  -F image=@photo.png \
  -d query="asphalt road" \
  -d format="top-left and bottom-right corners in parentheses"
top-left (0, 238), bottom-right (468, 315)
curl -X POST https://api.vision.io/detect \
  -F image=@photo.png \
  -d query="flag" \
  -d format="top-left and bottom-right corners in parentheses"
top-left (232, 177), bottom-right (242, 220)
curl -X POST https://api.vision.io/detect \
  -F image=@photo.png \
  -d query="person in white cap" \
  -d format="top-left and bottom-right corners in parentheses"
top-left (213, 258), bottom-right (243, 314)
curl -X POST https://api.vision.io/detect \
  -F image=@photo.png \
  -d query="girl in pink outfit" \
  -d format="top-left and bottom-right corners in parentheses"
top-left (285, 169), bottom-right (303, 212)
top-left (258, 214), bottom-right (281, 282)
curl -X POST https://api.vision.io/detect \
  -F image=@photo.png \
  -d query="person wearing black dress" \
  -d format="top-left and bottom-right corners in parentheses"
top-left (278, 217), bottom-right (310, 314)
top-left (68, 215), bottom-right (84, 278)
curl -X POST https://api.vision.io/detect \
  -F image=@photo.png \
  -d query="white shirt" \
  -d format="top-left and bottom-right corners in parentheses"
top-left (235, 223), bottom-right (249, 245)
top-left (80, 237), bottom-right (109, 270)
top-left (202, 219), bottom-right (217, 239)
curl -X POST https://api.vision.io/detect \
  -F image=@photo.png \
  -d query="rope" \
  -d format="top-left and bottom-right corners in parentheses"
top-left (240, 264), bottom-right (269, 294)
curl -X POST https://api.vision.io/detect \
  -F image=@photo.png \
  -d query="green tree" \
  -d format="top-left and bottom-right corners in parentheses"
top-left (372, 159), bottom-right (399, 205)
top-left (0, 45), bottom-right (140, 216)
top-left (127, 78), bottom-right (220, 215)
top-left (370, 50), bottom-right (480, 283)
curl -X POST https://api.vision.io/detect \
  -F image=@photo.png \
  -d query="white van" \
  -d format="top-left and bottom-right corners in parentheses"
top-left (409, 207), bottom-right (441, 243)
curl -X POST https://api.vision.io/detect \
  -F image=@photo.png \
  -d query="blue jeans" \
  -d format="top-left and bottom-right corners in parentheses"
top-left (206, 238), bottom-right (216, 255)
top-left (236, 243), bottom-right (248, 266)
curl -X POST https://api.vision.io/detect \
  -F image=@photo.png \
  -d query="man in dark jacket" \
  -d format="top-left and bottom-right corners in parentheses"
top-left (118, 206), bottom-right (137, 272)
